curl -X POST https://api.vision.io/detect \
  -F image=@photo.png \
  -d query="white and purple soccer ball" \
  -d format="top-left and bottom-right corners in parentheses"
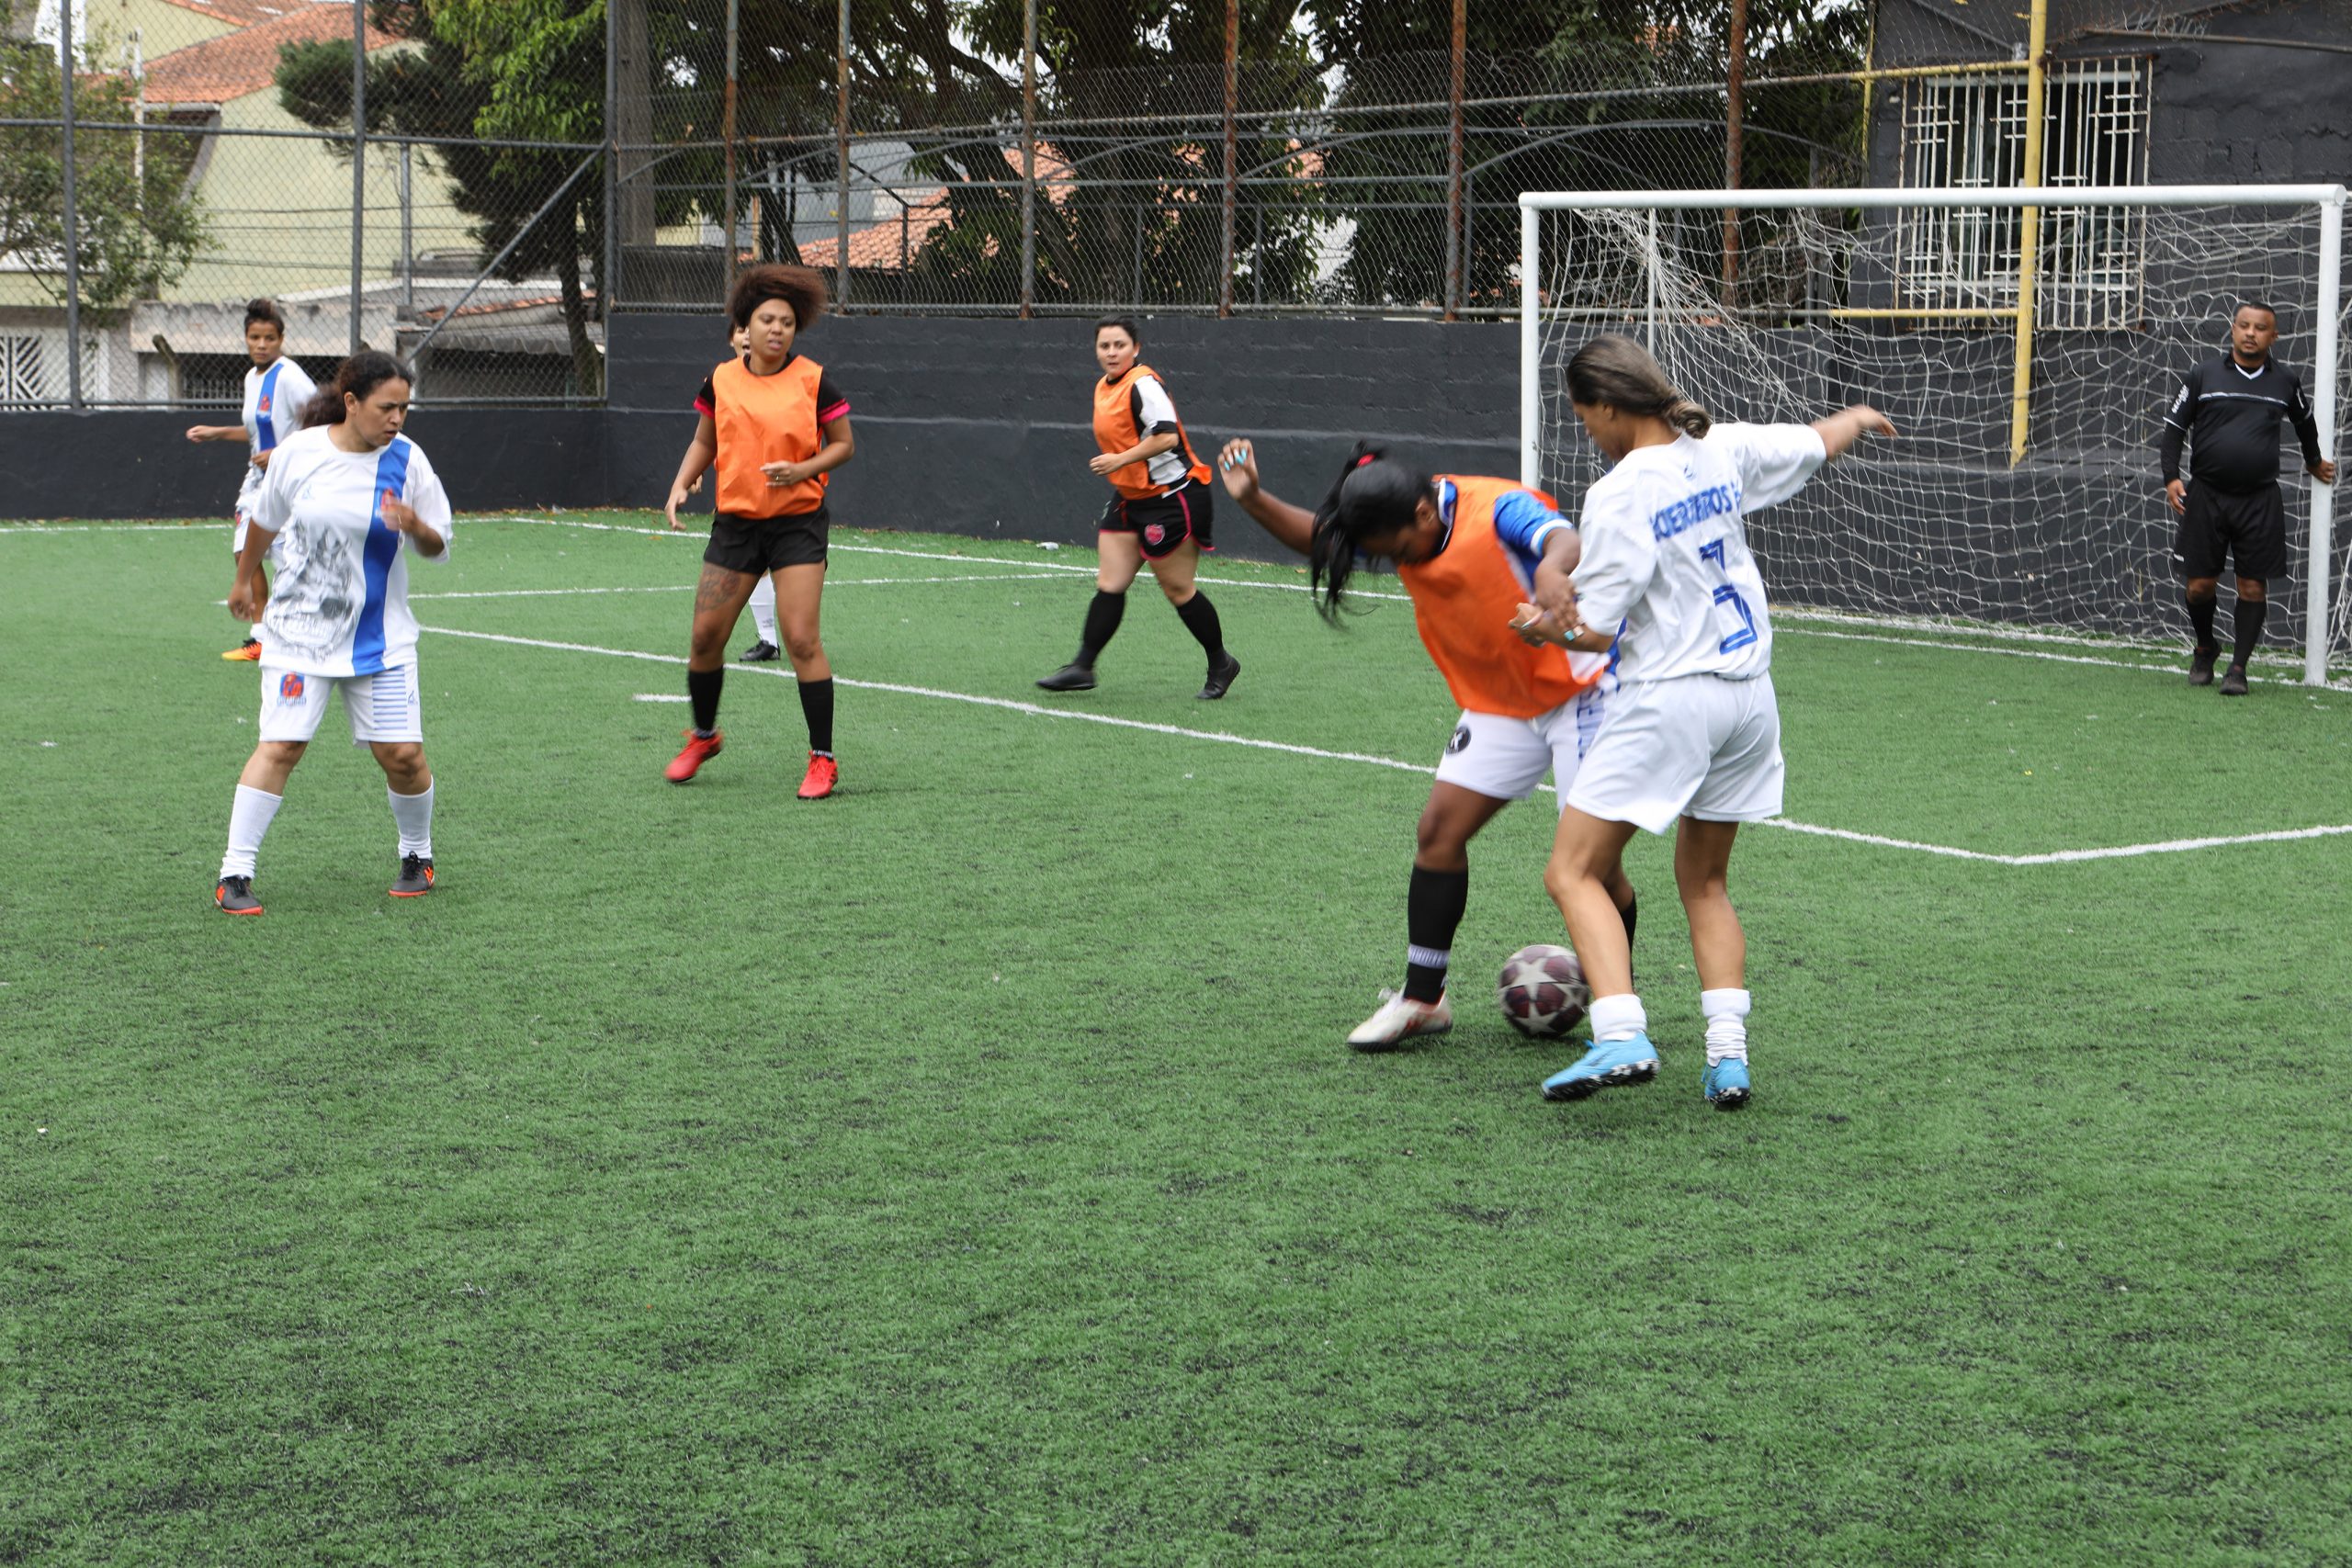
top-left (1498, 943), bottom-right (1589, 1040)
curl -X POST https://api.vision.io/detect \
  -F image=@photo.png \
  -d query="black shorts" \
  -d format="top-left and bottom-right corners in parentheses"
top-left (1100, 478), bottom-right (1215, 559)
top-left (2176, 480), bottom-right (2286, 581)
top-left (707, 506), bottom-right (831, 575)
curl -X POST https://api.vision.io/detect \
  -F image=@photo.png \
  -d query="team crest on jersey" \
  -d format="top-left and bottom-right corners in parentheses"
top-left (279, 672), bottom-right (304, 701)
top-left (257, 393), bottom-right (271, 413)
top-left (1144, 523), bottom-right (1165, 547)
top-left (1447, 723), bottom-right (1472, 754)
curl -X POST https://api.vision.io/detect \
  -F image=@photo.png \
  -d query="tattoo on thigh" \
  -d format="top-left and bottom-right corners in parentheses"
top-left (695, 563), bottom-right (751, 613)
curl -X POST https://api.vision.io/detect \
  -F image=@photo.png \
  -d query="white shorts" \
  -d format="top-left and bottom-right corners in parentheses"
top-left (258, 663), bottom-right (424, 746)
top-left (1431, 683), bottom-right (1611, 809)
top-left (231, 510), bottom-right (280, 559)
top-left (1566, 672), bottom-right (1783, 835)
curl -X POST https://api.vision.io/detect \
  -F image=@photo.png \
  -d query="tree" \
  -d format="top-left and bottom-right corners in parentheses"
top-left (0, 2), bottom-right (208, 319)
top-left (277, 0), bottom-right (609, 396)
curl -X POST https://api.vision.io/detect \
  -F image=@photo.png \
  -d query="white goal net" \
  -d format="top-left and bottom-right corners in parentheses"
top-left (1519, 186), bottom-right (2348, 683)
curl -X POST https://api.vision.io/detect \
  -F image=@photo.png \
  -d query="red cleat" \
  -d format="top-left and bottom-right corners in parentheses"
top-left (797, 751), bottom-right (839, 800)
top-left (665, 728), bottom-right (724, 783)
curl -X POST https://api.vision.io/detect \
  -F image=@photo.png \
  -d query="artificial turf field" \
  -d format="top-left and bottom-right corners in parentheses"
top-left (5, 511), bottom-right (2351, 1565)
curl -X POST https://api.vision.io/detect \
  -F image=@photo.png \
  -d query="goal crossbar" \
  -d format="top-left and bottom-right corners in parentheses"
top-left (1517, 185), bottom-right (2347, 683)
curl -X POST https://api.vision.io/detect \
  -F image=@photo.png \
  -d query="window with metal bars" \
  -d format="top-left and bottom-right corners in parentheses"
top-left (1894, 62), bottom-right (2150, 327)
top-left (0, 334), bottom-right (49, 406)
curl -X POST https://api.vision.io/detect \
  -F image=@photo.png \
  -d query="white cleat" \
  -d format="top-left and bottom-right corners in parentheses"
top-left (1346, 988), bottom-right (1453, 1053)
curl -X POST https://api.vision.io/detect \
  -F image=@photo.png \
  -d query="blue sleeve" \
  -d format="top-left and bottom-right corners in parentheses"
top-left (1491, 488), bottom-right (1570, 555)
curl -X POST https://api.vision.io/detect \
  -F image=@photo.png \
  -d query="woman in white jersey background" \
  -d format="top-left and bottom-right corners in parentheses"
top-left (213, 351), bottom-right (452, 916)
top-left (184, 299), bottom-right (318, 661)
top-left (1516, 335), bottom-right (1893, 1111)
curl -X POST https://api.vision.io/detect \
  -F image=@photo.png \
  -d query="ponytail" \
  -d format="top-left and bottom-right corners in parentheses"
top-left (302, 349), bottom-right (413, 429)
top-left (1308, 442), bottom-right (1437, 623)
top-left (1566, 334), bottom-right (1712, 439)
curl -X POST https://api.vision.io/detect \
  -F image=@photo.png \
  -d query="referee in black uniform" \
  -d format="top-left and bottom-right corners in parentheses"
top-left (2160, 302), bottom-right (2336, 694)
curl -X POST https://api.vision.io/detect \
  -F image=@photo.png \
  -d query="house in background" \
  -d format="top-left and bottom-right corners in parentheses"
top-left (1, 0), bottom-right (596, 406)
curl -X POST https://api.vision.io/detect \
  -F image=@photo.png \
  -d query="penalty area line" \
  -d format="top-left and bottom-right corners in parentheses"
top-left (417, 623), bottom-right (2352, 866)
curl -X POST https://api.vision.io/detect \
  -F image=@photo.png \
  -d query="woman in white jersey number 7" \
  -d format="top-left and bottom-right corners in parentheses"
top-left (1515, 336), bottom-right (1894, 1111)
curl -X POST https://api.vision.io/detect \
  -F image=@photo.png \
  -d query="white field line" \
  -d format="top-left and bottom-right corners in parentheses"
top-left (407, 571), bottom-right (1075, 601)
top-left (416, 623), bottom-right (2352, 867)
top-left (1781, 624), bottom-right (2352, 693)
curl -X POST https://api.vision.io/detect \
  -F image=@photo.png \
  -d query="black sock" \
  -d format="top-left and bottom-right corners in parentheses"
top-left (687, 666), bottom-right (723, 734)
top-left (2232, 597), bottom-right (2267, 668)
top-left (1404, 865), bottom-right (1470, 1003)
top-left (1078, 591), bottom-right (1125, 665)
top-left (1173, 590), bottom-right (1227, 663)
top-left (797, 676), bottom-right (835, 755)
top-left (2186, 592), bottom-right (2218, 650)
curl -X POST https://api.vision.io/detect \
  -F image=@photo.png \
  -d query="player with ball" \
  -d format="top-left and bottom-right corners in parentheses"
top-left (1516, 336), bottom-right (1894, 1111)
top-left (1216, 436), bottom-right (1639, 1052)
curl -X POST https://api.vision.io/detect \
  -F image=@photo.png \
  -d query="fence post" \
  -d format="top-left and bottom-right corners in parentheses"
top-left (60, 0), bottom-right (82, 409)
top-left (836, 0), bottom-right (852, 311)
top-left (604, 0), bottom-right (618, 316)
top-left (722, 0), bottom-right (740, 290)
top-left (1020, 0), bottom-right (1036, 318)
top-left (401, 140), bottom-right (413, 320)
top-left (1722, 0), bottom-right (1746, 306)
top-left (350, 0), bottom-right (366, 355)
top-left (1219, 0), bottom-right (1237, 318)
top-left (1444, 0), bottom-right (1464, 321)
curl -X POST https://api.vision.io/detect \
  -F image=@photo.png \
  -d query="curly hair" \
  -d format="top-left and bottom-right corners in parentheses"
top-left (729, 265), bottom-right (829, 332)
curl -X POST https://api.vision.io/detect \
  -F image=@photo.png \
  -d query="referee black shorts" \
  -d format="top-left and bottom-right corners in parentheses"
top-left (707, 505), bottom-right (831, 576)
top-left (2175, 479), bottom-right (2287, 581)
top-left (1098, 477), bottom-right (1216, 559)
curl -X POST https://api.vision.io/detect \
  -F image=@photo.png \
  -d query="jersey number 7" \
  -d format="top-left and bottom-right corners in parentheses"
top-left (1698, 538), bottom-right (1758, 654)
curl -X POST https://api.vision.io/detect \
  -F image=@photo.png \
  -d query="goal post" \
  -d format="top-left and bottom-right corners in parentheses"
top-left (1519, 185), bottom-right (2349, 685)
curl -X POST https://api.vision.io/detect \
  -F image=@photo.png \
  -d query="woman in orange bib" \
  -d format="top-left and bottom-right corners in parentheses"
top-left (662, 265), bottom-right (854, 798)
top-left (1036, 317), bottom-right (1241, 700)
top-left (1216, 439), bottom-right (1638, 1051)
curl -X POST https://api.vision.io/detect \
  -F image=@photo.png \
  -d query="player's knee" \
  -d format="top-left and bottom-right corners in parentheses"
top-left (375, 740), bottom-right (425, 774)
top-left (783, 629), bottom-right (824, 664)
top-left (260, 739), bottom-right (307, 767)
top-left (1541, 853), bottom-right (1583, 909)
top-left (1413, 811), bottom-right (1470, 867)
top-left (2237, 579), bottom-right (2267, 603)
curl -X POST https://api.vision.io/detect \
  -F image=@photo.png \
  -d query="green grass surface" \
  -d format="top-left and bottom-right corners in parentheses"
top-left (5, 513), bottom-right (2350, 1565)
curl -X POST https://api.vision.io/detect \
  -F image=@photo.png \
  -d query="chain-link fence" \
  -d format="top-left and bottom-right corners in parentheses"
top-left (9, 0), bottom-right (1897, 409)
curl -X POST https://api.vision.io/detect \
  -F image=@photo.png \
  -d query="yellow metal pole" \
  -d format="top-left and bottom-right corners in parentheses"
top-left (2008, 0), bottom-right (2049, 465)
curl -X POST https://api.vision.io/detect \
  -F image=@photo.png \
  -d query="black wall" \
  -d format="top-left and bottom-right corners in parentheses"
top-left (4, 319), bottom-right (1520, 571)
top-left (606, 313), bottom-right (1521, 559)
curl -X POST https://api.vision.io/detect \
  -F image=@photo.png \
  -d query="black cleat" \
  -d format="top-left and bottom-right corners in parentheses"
top-left (1196, 651), bottom-right (1241, 700)
top-left (1035, 661), bottom-right (1097, 693)
top-left (740, 639), bottom-right (780, 663)
top-left (2188, 643), bottom-right (2219, 686)
top-left (390, 853), bottom-right (435, 897)
top-left (215, 875), bottom-right (262, 915)
top-left (2218, 664), bottom-right (2249, 697)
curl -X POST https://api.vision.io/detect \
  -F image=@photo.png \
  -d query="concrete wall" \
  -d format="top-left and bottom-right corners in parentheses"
top-left (606, 313), bottom-right (1522, 562)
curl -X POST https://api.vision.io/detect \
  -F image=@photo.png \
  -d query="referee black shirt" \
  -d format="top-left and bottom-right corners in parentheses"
top-left (2159, 355), bottom-right (2323, 493)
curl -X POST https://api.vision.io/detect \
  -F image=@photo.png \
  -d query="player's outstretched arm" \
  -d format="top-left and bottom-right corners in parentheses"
top-left (1215, 438), bottom-right (1317, 556)
top-left (1811, 404), bottom-right (1896, 464)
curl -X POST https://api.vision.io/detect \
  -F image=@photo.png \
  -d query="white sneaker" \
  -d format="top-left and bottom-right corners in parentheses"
top-left (1346, 988), bottom-right (1453, 1052)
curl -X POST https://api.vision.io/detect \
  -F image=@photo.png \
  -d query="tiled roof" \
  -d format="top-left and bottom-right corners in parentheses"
top-left (142, 5), bottom-right (396, 106)
top-left (150, 0), bottom-right (305, 27)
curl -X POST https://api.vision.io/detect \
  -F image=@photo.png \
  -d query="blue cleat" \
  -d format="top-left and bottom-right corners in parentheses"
top-left (1702, 1056), bottom-right (1751, 1111)
top-left (1540, 1034), bottom-right (1660, 1101)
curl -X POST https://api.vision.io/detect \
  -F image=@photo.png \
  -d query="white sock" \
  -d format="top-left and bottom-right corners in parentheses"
top-left (389, 782), bottom-right (435, 858)
top-left (750, 580), bottom-right (778, 645)
top-left (220, 784), bottom-right (282, 879)
top-left (1702, 987), bottom-right (1751, 1066)
top-left (1588, 993), bottom-right (1646, 1043)
top-left (250, 623), bottom-right (265, 640)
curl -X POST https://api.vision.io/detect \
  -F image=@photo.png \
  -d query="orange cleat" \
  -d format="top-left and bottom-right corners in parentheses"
top-left (665, 728), bottom-right (724, 784)
top-left (215, 875), bottom-right (263, 915)
top-left (797, 751), bottom-right (839, 800)
top-left (390, 853), bottom-right (435, 897)
top-left (221, 638), bottom-right (263, 661)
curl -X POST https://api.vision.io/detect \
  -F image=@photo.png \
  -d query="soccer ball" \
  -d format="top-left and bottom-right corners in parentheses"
top-left (1498, 943), bottom-right (1589, 1039)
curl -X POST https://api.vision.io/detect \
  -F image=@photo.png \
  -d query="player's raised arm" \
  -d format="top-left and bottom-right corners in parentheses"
top-left (1810, 404), bottom-right (1896, 463)
top-left (1215, 438), bottom-right (1316, 556)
